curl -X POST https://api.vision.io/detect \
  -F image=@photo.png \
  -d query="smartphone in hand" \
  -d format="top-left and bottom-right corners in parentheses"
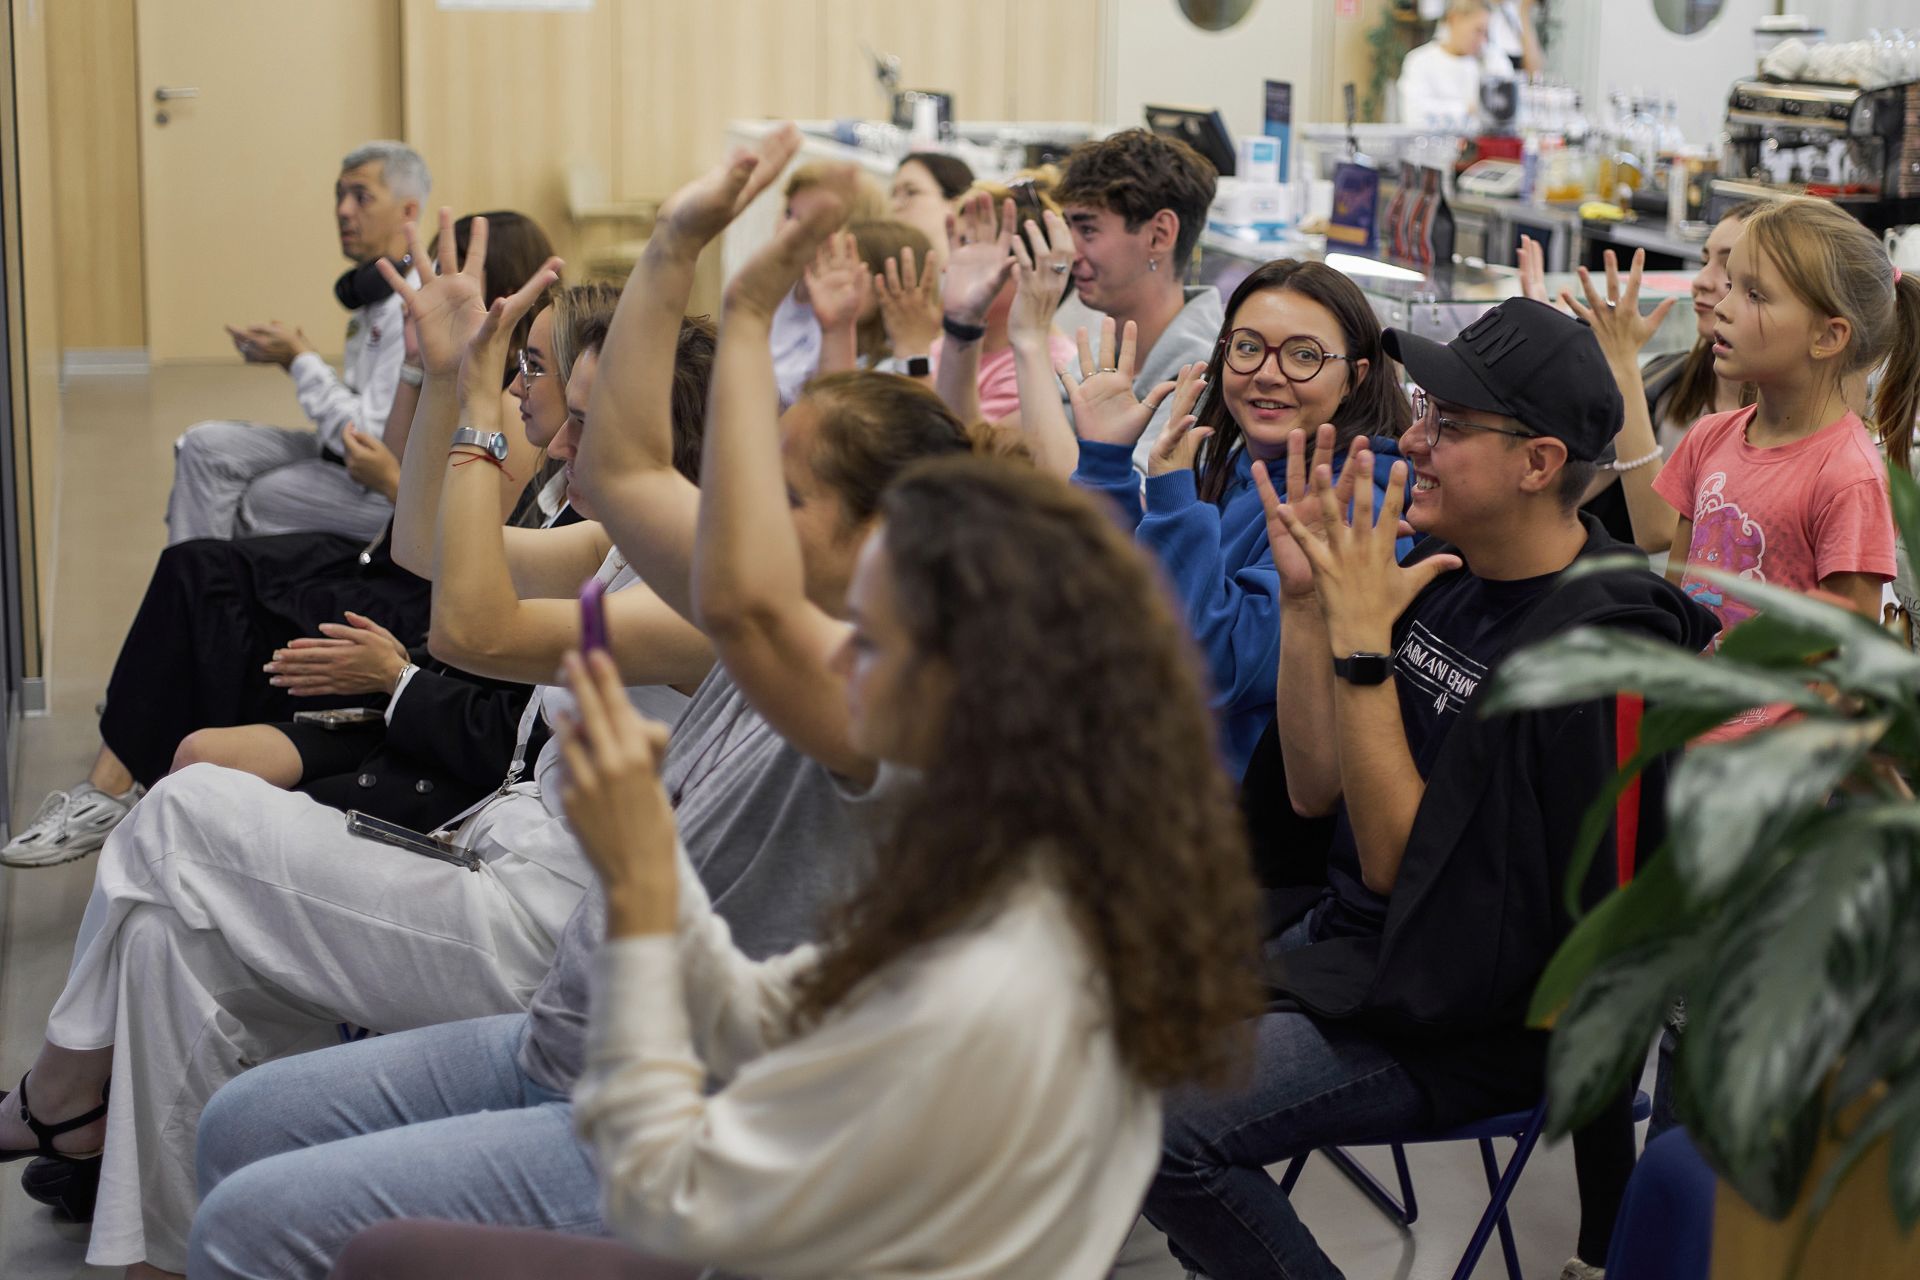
top-left (579, 576), bottom-right (609, 654)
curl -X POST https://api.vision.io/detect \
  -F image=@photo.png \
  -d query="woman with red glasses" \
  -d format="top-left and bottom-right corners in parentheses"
top-left (1054, 259), bottom-right (1415, 779)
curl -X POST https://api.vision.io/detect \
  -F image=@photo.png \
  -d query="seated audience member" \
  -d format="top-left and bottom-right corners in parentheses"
top-left (1053, 127), bottom-right (1223, 467)
top-left (769, 162), bottom-right (888, 407)
top-left (0, 231), bottom-right (711, 1277)
top-left (1398, 0), bottom-right (1506, 130)
top-left (808, 220), bottom-right (933, 374)
top-left (171, 141), bottom-right (430, 544)
top-left (0, 212), bottom-right (555, 869)
top-left (181, 133), bottom-right (1021, 1280)
top-left (1054, 258), bottom-right (1413, 780)
top-left (887, 150), bottom-right (973, 250)
top-left (1144, 297), bottom-right (1719, 1280)
top-left (317, 456), bottom-right (1266, 1279)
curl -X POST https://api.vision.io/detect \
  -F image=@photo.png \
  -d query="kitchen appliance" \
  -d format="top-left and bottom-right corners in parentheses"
top-left (1714, 77), bottom-right (1920, 232)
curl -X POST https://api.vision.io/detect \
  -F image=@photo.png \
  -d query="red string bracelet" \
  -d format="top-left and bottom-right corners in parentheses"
top-left (451, 451), bottom-right (516, 484)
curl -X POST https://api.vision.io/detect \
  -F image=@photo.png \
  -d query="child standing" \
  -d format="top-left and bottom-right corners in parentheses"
top-left (1654, 199), bottom-right (1919, 732)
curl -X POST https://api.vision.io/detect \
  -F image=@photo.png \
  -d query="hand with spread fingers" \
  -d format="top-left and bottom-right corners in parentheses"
top-left (1268, 440), bottom-right (1461, 655)
top-left (1007, 210), bottom-right (1075, 350)
top-left (1144, 364), bottom-right (1213, 476)
top-left (941, 193), bottom-right (1017, 327)
top-left (1059, 317), bottom-right (1173, 449)
top-left (875, 246), bottom-right (942, 359)
top-left (378, 207), bottom-right (491, 379)
top-left (265, 611), bottom-right (410, 697)
top-left (1251, 425), bottom-right (1358, 602)
top-left (460, 249), bottom-right (565, 422)
top-left (556, 650), bottom-right (679, 935)
top-left (725, 169), bottom-right (856, 319)
top-left (805, 231), bottom-right (871, 333)
top-left (654, 123), bottom-right (804, 259)
top-left (1559, 247), bottom-right (1677, 369)
top-left (1517, 234), bottom-right (1549, 305)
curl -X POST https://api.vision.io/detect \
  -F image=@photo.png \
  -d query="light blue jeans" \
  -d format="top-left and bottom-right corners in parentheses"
top-left (188, 1013), bottom-right (601, 1280)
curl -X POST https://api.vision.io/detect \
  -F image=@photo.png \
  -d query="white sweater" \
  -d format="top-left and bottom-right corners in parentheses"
top-left (286, 283), bottom-right (409, 455)
top-left (574, 861), bottom-right (1159, 1279)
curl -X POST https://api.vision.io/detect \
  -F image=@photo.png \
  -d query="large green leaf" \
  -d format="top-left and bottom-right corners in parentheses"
top-left (1544, 934), bottom-right (1700, 1140)
top-left (1531, 848), bottom-right (1693, 1026)
top-left (1668, 718), bottom-right (1889, 903)
top-left (1482, 626), bottom-right (1832, 717)
top-left (1682, 563), bottom-right (1920, 700)
top-left (1681, 838), bottom-right (1912, 1219)
top-left (1715, 607), bottom-right (1847, 668)
top-left (1832, 847), bottom-right (1920, 1113)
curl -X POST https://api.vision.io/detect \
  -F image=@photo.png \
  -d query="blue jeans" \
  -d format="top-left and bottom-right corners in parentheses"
top-left (1145, 908), bottom-right (1432, 1280)
top-left (188, 1014), bottom-right (599, 1280)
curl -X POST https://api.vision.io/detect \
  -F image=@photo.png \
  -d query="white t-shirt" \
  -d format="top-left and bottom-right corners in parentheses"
top-left (1399, 39), bottom-right (1513, 128)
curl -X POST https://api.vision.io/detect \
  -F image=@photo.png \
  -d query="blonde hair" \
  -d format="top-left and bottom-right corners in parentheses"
top-left (546, 281), bottom-right (622, 385)
top-left (784, 164), bottom-right (888, 227)
top-left (1743, 197), bottom-right (1920, 471)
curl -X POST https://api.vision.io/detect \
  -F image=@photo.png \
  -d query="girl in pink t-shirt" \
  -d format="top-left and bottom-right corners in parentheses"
top-left (1652, 199), bottom-right (1920, 645)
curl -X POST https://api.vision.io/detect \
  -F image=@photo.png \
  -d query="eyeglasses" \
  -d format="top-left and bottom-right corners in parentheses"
top-left (1222, 330), bottom-right (1353, 382)
top-left (1410, 387), bottom-right (1536, 449)
top-left (517, 348), bottom-right (547, 384)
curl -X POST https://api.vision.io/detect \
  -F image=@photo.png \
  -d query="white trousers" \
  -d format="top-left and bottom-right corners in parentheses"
top-left (44, 764), bottom-right (589, 1272)
top-left (167, 420), bottom-right (393, 545)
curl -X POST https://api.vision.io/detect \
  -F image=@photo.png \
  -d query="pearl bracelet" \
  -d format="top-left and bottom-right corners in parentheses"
top-left (1610, 446), bottom-right (1664, 472)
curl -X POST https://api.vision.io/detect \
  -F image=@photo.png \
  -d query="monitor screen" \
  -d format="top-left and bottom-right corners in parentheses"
top-left (1144, 104), bottom-right (1236, 178)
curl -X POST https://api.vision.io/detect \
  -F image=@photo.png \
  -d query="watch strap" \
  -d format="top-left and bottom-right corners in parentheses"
top-left (450, 427), bottom-right (508, 461)
top-left (1332, 652), bottom-right (1393, 685)
top-left (941, 314), bottom-right (987, 344)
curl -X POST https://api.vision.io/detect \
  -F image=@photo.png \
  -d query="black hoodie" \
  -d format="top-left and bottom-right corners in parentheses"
top-left (1260, 512), bottom-right (1720, 1126)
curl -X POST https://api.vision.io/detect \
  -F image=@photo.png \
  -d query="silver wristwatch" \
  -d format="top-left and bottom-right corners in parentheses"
top-left (449, 427), bottom-right (509, 462)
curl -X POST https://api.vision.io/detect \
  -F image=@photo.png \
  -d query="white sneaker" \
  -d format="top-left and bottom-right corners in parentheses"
top-left (1560, 1257), bottom-right (1605, 1280)
top-left (1, 783), bottom-right (143, 868)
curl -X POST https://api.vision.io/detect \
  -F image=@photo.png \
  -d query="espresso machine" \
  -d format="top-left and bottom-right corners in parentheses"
top-left (1713, 77), bottom-right (1920, 232)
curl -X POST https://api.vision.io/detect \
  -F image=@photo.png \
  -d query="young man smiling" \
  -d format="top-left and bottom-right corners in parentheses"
top-left (1144, 297), bottom-right (1719, 1280)
top-left (1056, 129), bottom-right (1223, 469)
top-left (167, 141), bottom-right (429, 544)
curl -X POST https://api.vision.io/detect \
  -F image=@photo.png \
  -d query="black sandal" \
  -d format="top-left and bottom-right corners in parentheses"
top-left (0, 1072), bottom-right (107, 1163)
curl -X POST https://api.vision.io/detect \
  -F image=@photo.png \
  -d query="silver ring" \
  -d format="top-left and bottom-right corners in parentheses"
top-left (1100, 366), bottom-right (1119, 373)
top-left (1606, 299), bottom-right (1619, 309)
top-left (1050, 262), bottom-right (1070, 274)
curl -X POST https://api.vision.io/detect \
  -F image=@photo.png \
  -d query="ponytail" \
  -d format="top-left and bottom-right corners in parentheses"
top-left (1875, 272), bottom-right (1920, 477)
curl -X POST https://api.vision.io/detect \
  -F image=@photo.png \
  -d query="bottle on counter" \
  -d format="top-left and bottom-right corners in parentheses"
top-left (1520, 131), bottom-right (1541, 205)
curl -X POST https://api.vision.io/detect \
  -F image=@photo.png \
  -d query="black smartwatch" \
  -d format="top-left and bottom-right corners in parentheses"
top-left (942, 314), bottom-right (987, 344)
top-left (1332, 652), bottom-right (1393, 685)
top-left (902, 355), bottom-right (931, 377)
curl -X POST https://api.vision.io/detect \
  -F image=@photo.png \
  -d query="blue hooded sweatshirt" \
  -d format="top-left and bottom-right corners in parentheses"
top-left (1073, 436), bottom-right (1415, 780)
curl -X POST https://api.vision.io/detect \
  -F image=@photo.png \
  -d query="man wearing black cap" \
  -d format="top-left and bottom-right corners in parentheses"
top-left (1145, 299), bottom-right (1719, 1280)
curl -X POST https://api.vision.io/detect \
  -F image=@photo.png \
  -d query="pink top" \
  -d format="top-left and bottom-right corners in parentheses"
top-left (1653, 403), bottom-right (1895, 737)
top-left (929, 332), bottom-right (1078, 423)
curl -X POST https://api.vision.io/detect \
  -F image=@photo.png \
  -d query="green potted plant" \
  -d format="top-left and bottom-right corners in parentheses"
top-left (1482, 470), bottom-right (1920, 1275)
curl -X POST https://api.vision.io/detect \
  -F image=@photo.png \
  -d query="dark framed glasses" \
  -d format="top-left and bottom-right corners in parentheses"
top-left (1410, 387), bottom-right (1536, 449)
top-left (1222, 330), bottom-right (1353, 382)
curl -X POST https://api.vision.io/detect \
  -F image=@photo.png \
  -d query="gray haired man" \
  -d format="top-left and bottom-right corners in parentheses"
top-left (166, 140), bottom-right (430, 544)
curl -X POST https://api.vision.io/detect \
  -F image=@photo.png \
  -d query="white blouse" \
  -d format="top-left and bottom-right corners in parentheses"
top-left (574, 858), bottom-right (1160, 1279)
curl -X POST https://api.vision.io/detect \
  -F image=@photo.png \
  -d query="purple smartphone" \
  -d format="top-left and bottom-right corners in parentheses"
top-left (579, 577), bottom-right (609, 654)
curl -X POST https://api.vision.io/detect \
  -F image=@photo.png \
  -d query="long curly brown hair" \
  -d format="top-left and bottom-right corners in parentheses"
top-left (792, 457), bottom-right (1265, 1088)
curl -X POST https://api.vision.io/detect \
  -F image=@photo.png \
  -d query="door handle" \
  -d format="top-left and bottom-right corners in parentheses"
top-left (153, 86), bottom-right (200, 102)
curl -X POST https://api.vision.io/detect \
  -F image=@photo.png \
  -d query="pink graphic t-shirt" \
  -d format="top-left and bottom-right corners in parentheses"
top-left (1653, 404), bottom-right (1895, 736)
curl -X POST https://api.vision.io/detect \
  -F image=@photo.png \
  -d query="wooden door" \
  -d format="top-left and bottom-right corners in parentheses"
top-left (136, 1), bottom-right (400, 362)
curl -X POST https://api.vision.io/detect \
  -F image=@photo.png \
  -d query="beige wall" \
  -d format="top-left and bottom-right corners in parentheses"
top-left (4, 0), bottom-right (64, 676)
top-left (49, 0), bottom-right (144, 353)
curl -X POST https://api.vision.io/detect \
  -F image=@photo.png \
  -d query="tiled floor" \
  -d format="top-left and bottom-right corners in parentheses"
top-left (1, 366), bottom-right (1605, 1279)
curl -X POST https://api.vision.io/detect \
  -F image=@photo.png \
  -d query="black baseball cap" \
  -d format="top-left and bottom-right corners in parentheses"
top-left (1382, 297), bottom-right (1622, 462)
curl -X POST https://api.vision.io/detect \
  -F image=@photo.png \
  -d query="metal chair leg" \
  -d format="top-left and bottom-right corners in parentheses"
top-left (1449, 1108), bottom-right (1547, 1280)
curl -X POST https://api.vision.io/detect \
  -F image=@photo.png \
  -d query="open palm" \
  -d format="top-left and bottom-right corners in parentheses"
top-left (379, 208), bottom-right (489, 377)
top-left (941, 193), bottom-right (1015, 325)
top-left (1060, 317), bottom-right (1172, 449)
top-left (657, 124), bottom-right (802, 252)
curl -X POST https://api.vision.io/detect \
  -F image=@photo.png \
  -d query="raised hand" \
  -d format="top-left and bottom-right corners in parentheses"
top-left (875, 246), bottom-right (942, 358)
top-left (1145, 363), bottom-right (1212, 476)
top-left (1252, 426), bottom-right (1353, 601)
top-left (1559, 247), bottom-right (1677, 368)
top-left (1058, 317), bottom-right (1174, 449)
top-left (1517, 233), bottom-right (1548, 304)
top-left (804, 231), bottom-right (871, 332)
top-left (556, 649), bottom-right (679, 930)
top-left (723, 171), bottom-right (853, 318)
top-left (460, 254), bottom-right (565, 410)
top-left (378, 207), bottom-right (489, 377)
top-left (941, 192), bottom-right (1016, 326)
top-left (1008, 210), bottom-right (1075, 349)
top-left (1269, 437), bottom-right (1461, 654)
top-left (655, 123), bottom-right (804, 256)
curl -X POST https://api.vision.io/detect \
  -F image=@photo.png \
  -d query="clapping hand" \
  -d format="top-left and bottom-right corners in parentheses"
top-left (941, 193), bottom-right (1016, 327)
top-left (805, 231), bottom-right (871, 332)
top-left (1059, 317), bottom-right (1177, 449)
top-left (1559, 248), bottom-right (1676, 368)
top-left (1007, 210), bottom-right (1075, 349)
top-left (225, 320), bottom-right (313, 368)
top-left (1263, 434), bottom-right (1460, 654)
top-left (875, 246), bottom-right (942, 358)
top-left (556, 650), bottom-right (679, 934)
top-left (656, 124), bottom-right (803, 258)
top-left (1144, 364), bottom-right (1213, 476)
top-left (265, 611), bottom-right (409, 696)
